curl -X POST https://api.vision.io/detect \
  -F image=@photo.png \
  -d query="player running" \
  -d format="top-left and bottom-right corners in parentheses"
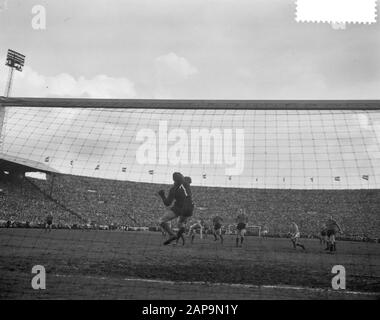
top-left (212, 216), bottom-right (224, 244)
top-left (325, 216), bottom-right (342, 252)
top-left (188, 218), bottom-right (205, 244)
top-left (289, 222), bottom-right (305, 250)
top-left (158, 173), bottom-right (194, 246)
top-left (235, 209), bottom-right (248, 247)
top-left (45, 212), bottom-right (53, 232)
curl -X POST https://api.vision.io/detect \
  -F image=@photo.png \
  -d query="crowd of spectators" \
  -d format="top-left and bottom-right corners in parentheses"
top-left (1, 173), bottom-right (379, 240)
top-left (0, 177), bottom-right (82, 227)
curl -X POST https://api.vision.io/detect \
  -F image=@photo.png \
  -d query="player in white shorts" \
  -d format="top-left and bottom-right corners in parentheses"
top-left (289, 222), bottom-right (305, 250)
top-left (188, 218), bottom-right (205, 244)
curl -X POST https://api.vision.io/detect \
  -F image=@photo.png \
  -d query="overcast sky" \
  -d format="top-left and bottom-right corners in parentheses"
top-left (0, 0), bottom-right (379, 99)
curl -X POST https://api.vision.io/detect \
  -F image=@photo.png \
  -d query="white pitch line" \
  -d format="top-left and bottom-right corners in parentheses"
top-left (54, 274), bottom-right (379, 297)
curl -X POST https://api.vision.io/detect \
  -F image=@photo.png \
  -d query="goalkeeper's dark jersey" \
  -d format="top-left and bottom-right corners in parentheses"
top-left (236, 214), bottom-right (248, 224)
top-left (326, 218), bottom-right (340, 232)
top-left (161, 183), bottom-right (194, 216)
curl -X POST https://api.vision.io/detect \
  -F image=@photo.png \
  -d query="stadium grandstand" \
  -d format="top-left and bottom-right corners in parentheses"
top-left (1, 173), bottom-right (379, 240)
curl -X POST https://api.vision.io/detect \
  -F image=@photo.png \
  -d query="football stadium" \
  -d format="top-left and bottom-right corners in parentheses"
top-left (0, 98), bottom-right (379, 300)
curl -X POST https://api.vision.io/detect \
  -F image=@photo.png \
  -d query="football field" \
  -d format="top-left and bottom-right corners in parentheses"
top-left (0, 229), bottom-right (379, 300)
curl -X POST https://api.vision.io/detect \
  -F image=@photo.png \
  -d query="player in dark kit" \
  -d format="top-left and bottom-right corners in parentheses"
top-left (319, 223), bottom-right (328, 246)
top-left (212, 216), bottom-right (224, 244)
top-left (325, 216), bottom-right (342, 252)
top-left (236, 209), bottom-right (248, 247)
top-left (45, 212), bottom-right (53, 232)
top-left (158, 173), bottom-right (194, 245)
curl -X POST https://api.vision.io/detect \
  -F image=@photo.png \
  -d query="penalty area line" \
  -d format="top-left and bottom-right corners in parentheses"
top-left (54, 274), bottom-right (379, 297)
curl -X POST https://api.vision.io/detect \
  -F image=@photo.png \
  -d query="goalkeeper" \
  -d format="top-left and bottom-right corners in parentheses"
top-left (158, 172), bottom-right (194, 245)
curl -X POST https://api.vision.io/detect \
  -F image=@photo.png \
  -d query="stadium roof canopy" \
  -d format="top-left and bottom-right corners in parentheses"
top-left (0, 153), bottom-right (60, 174)
top-left (0, 96), bottom-right (379, 110)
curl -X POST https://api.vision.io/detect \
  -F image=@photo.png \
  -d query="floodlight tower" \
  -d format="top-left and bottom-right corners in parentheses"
top-left (4, 49), bottom-right (26, 97)
top-left (1, 50), bottom-right (25, 153)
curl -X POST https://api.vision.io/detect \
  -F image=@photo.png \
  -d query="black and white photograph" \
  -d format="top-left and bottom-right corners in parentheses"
top-left (0, 0), bottom-right (379, 306)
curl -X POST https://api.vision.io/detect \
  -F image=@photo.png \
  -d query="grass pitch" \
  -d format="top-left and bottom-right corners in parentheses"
top-left (0, 229), bottom-right (379, 299)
